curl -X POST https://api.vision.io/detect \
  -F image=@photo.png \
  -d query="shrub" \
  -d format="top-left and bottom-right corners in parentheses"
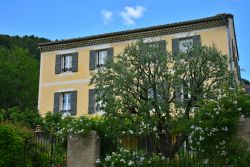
top-left (189, 90), bottom-right (250, 166)
top-left (0, 123), bottom-right (32, 167)
top-left (0, 107), bottom-right (43, 128)
top-left (237, 92), bottom-right (250, 117)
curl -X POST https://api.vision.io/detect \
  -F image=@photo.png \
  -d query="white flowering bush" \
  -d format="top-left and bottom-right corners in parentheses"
top-left (43, 113), bottom-right (106, 137)
top-left (42, 113), bottom-right (120, 158)
top-left (96, 147), bottom-right (169, 167)
top-left (189, 91), bottom-right (250, 166)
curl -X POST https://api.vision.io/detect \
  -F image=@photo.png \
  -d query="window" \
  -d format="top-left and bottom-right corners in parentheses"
top-left (60, 92), bottom-right (71, 116)
top-left (54, 91), bottom-right (77, 116)
top-left (96, 50), bottom-right (107, 68)
top-left (89, 48), bottom-right (113, 70)
top-left (179, 38), bottom-right (193, 52)
top-left (62, 54), bottom-right (72, 72)
top-left (55, 52), bottom-right (78, 74)
top-left (172, 35), bottom-right (200, 60)
top-left (88, 89), bottom-right (105, 114)
top-left (175, 83), bottom-right (190, 103)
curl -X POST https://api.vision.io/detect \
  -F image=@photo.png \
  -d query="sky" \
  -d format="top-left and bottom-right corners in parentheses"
top-left (0, 0), bottom-right (249, 80)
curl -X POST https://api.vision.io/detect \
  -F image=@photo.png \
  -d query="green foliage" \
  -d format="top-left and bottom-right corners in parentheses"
top-left (90, 39), bottom-right (230, 156)
top-left (241, 78), bottom-right (250, 86)
top-left (97, 148), bottom-right (168, 167)
top-left (42, 112), bottom-right (119, 158)
top-left (0, 107), bottom-right (42, 128)
top-left (190, 90), bottom-right (250, 166)
top-left (26, 138), bottom-right (67, 167)
top-left (0, 34), bottom-right (50, 109)
top-left (0, 34), bottom-right (50, 60)
top-left (97, 147), bottom-right (212, 167)
top-left (0, 46), bottom-right (39, 109)
top-left (0, 123), bottom-right (32, 167)
top-left (237, 92), bottom-right (250, 117)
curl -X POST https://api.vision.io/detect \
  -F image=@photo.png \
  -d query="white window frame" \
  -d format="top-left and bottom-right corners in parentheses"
top-left (62, 54), bottom-right (72, 72)
top-left (60, 92), bottom-right (71, 116)
top-left (95, 50), bottom-right (107, 68)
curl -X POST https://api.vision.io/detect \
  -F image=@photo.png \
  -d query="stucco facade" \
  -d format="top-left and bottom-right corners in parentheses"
top-left (38, 13), bottom-right (240, 117)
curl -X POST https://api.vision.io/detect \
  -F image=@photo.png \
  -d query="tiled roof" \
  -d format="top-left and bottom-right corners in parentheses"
top-left (38, 13), bottom-right (233, 52)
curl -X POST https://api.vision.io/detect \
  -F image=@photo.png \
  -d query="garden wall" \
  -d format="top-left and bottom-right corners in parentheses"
top-left (238, 117), bottom-right (250, 151)
top-left (67, 131), bottom-right (100, 167)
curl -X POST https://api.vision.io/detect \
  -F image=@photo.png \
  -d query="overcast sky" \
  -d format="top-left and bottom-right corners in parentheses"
top-left (0, 0), bottom-right (249, 80)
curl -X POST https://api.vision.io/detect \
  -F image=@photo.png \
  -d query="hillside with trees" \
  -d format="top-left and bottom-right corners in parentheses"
top-left (0, 34), bottom-right (50, 109)
top-left (0, 34), bottom-right (50, 60)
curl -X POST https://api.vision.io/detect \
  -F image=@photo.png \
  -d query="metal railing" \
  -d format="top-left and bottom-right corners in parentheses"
top-left (22, 132), bottom-right (67, 167)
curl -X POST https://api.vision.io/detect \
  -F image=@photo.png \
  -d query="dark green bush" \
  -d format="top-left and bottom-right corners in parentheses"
top-left (0, 123), bottom-right (32, 167)
top-left (0, 107), bottom-right (42, 128)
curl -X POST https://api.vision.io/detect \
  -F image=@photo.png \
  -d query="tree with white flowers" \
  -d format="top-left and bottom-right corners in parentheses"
top-left (90, 39), bottom-right (231, 157)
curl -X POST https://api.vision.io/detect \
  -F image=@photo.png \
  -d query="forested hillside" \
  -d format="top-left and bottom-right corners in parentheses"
top-left (0, 34), bottom-right (50, 60)
top-left (0, 35), bottom-right (50, 109)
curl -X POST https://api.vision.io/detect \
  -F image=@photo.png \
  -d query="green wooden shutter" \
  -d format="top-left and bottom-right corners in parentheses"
top-left (53, 92), bottom-right (60, 113)
top-left (107, 47), bottom-right (114, 63)
top-left (172, 38), bottom-right (179, 60)
top-left (193, 35), bottom-right (201, 45)
top-left (159, 40), bottom-right (167, 53)
top-left (72, 52), bottom-right (78, 72)
top-left (71, 91), bottom-right (77, 116)
top-left (89, 50), bottom-right (96, 70)
top-left (88, 89), bottom-right (96, 114)
top-left (55, 54), bottom-right (62, 74)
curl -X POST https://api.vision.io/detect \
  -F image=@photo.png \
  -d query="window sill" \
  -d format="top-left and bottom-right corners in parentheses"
top-left (58, 71), bottom-right (75, 76)
top-left (91, 66), bottom-right (107, 72)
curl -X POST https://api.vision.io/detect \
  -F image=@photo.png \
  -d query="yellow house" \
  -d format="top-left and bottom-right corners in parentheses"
top-left (38, 13), bottom-right (240, 117)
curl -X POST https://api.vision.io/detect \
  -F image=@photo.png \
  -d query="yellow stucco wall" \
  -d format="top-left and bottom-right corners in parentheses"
top-left (39, 26), bottom-right (229, 116)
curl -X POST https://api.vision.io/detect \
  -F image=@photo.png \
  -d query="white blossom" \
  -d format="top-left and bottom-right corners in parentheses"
top-left (240, 115), bottom-right (245, 122)
top-left (199, 136), bottom-right (204, 141)
top-left (140, 157), bottom-right (144, 162)
top-left (105, 156), bottom-right (111, 161)
top-left (153, 126), bottom-right (157, 131)
top-left (96, 159), bottom-right (100, 163)
top-left (128, 160), bottom-right (134, 166)
top-left (222, 126), bottom-right (228, 132)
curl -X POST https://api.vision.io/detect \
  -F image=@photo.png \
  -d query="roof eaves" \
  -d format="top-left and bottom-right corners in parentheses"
top-left (38, 13), bottom-right (233, 51)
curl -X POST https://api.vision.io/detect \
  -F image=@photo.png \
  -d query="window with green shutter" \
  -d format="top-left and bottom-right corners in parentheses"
top-left (53, 91), bottom-right (77, 116)
top-left (89, 47), bottom-right (113, 70)
top-left (55, 52), bottom-right (78, 74)
top-left (88, 89), bottom-right (96, 114)
top-left (88, 89), bottom-right (105, 114)
top-left (172, 35), bottom-right (200, 60)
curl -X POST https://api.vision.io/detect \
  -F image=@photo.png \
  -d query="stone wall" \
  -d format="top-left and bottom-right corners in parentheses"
top-left (67, 131), bottom-right (100, 167)
top-left (237, 117), bottom-right (250, 151)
